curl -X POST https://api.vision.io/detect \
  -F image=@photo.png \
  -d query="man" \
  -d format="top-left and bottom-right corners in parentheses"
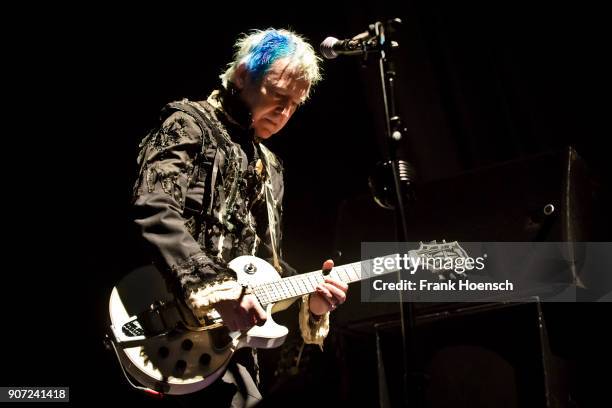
top-left (132, 28), bottom-right (348, 407)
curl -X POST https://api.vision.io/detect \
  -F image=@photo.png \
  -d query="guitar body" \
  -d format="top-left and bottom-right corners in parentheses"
top-left (108, 243), bottom-right (447, 395)
top-left (108, 256), bottom-right (299, 395)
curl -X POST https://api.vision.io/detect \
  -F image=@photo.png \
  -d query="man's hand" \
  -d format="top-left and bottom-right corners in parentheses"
top-left (309, 259), bottom-right (348, 316)
top-left (214, 294), bottom-right (267, 332)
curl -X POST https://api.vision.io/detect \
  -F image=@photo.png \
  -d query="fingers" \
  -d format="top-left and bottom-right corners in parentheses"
top-left (315, 285), bottom-right (335, 308)
top-left (215, 301), bottom-right (236, 331)
top-left (219, 295), bottom-right (267, 332)
top-left (247, 297), bottom-right (268, 326)
top-left (324, 277), bottom-right (349, 293)
top-left (315, 285), bottom-right (342, 311)
top-left (253, 300), bottom-right (267, 324)
top-left (315, 280), bottom-right (347, 313)
top-left (237, 305), bottom-right (252, 330)
top-left (322, 259), bottom-right (334, 272)
top-left (321, 282), bottom-right (347, 305)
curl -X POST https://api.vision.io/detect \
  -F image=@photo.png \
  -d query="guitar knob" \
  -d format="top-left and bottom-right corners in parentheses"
top-left (175, 360), bottom-right (187, 374)
top-left (158, 346), bottom-right (169, 358)
top-left (199, 353), bottom-right (211, 366)
top-left (244, 263), bottom-right (257, 274)
top-left (181, 339), bottom-right (193, 351)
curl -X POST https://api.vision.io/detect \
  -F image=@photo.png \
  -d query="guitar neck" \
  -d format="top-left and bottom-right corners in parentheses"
top-left (251, 254), bottom-right (400, 305)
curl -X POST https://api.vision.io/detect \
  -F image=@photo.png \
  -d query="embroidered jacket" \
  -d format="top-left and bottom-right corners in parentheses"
top-left (132, 87), bottom-right (328, 346)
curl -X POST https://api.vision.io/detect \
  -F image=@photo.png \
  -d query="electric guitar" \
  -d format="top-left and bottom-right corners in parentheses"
top-left (106, 241), bottom-right (465, 395)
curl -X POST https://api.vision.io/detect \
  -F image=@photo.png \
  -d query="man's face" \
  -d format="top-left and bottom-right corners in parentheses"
top-left (237, 58), bottom-right (310, 139)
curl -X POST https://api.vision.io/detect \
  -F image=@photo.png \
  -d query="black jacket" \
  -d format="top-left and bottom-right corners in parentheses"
top-left (132, 88), bottom-right (293, 301)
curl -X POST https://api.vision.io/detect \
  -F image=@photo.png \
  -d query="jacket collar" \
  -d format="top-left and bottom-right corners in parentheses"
top-left (207, 84), bottom-right (262, 159)
top-left (208, 83), bottom-right (252, 131)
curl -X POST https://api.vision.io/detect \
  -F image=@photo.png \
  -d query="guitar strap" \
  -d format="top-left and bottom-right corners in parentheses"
top-left (258, 144), bottom-right (283, 274)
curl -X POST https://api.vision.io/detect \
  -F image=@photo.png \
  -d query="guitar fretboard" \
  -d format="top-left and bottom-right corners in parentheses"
top-left (251, 254), bottom-right (400, 305)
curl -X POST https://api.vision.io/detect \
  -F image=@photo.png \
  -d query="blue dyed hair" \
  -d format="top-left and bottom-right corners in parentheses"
top-left (244, 31), bottom-right (297, 82)
top-left (220, 28), bottom-right (322, 96)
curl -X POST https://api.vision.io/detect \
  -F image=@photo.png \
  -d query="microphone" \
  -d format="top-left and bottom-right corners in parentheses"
top-left (320, 31), bottom-right (375, 59)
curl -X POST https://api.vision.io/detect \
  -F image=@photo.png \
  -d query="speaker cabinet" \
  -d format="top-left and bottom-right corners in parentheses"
top-left (334, 146), bottom-right (602, 252)
top-left (334, 301), bottom-right (569, 407)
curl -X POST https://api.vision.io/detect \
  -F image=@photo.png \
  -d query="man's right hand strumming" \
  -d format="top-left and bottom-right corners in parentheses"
top-left (214, 294), bottom-right (267, 332)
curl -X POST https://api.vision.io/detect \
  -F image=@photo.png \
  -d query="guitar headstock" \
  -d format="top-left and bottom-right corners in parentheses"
top-left (408, 240), bottom-right (470, 280)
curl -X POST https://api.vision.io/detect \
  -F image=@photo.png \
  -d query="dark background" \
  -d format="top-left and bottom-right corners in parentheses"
top-left (3, 0), bottom-right (610, 406)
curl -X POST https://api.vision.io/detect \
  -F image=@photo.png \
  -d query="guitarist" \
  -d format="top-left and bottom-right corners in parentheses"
top-left (132, 28), bottom-right (348, 406)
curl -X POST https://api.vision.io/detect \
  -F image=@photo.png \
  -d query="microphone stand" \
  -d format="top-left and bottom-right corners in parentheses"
top-left (365, 19), bottom-right (424, 408)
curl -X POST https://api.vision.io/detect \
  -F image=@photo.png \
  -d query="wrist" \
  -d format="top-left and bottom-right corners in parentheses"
top-left (309, 310), bottom-right (323, 324)
top-left (308, 294), bottom-right (324, 322)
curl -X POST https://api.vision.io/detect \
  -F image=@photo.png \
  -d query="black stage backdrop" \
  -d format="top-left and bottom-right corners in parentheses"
top-left (3, 1), bottom-right (610, 406)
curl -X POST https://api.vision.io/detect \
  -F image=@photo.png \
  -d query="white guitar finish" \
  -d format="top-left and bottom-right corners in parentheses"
top-left (108, 242), bottom-right (457, 395)
top-left (108, 256), bottom-right (296, 395)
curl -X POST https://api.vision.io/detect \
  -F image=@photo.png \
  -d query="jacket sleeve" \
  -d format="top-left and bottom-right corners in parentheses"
top-left (132, 110), bottom-right (242, 315)
top-left (298, 295), bottom-right (330, 350)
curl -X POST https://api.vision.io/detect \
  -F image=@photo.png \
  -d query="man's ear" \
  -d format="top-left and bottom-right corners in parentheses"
top-left (233, 63), bottom-right (248, 89)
